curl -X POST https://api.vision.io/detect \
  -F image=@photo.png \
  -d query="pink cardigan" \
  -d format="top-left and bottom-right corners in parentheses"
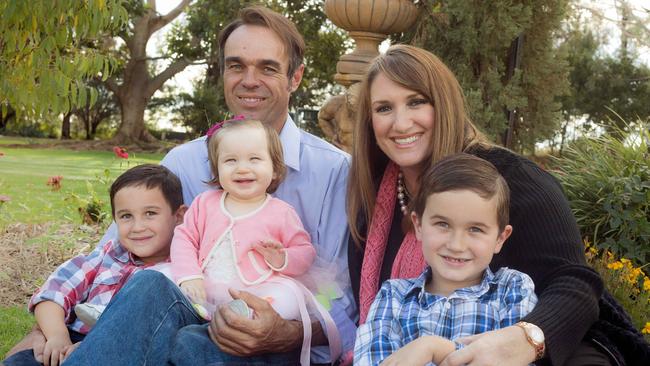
top-left (171, 190), bottom-right (316, 285)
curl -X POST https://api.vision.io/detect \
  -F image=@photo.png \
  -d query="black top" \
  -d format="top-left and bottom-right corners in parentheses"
top-left (348, 146), bottom-right (649, 366)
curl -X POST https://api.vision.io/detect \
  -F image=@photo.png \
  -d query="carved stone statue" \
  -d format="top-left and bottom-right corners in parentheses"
top-left (318, 83), bottom-right (360, 152)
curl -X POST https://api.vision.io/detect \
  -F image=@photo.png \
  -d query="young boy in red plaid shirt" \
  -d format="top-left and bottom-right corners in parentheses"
top-left (3, 164), bottom-right (186, 366)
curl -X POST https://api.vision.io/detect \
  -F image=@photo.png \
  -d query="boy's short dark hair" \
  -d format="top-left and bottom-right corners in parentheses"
top-left (412, 153), bottom-right (510, 231)
top-left (109, 164), bottom-right (183, 217)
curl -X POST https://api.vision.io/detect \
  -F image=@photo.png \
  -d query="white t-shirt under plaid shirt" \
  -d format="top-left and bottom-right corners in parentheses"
top-left (354, 266), bottom-right (538, 366)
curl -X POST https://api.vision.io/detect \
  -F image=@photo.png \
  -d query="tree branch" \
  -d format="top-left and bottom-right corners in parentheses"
top-left (149, 0), bottom-right (192, 35)
top-left (104, 77), bottom-right (120, 95)
top-left (146, 58), bottom-right (191, 97)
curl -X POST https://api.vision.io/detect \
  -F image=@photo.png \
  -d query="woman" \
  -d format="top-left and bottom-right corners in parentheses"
top-left (347, 44), bottom-right (648, 366)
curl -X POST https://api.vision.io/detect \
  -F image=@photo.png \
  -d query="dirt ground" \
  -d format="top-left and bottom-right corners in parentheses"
top-left (0, 223), bottom-right (101, 308)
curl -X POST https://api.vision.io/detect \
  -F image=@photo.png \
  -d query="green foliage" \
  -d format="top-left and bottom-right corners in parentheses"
top-left (0, 306), bottom-right (33, 357)
top-left (66, 170), bottom-right (112, 225)
top-left (0, 1), bottom-right (128, 116)
top-left (553, 124), bottom-right (650, 265)
top-left (396, 0), bottom-right (569, 152)
top-left (558, 18), bottom-right (650, 135)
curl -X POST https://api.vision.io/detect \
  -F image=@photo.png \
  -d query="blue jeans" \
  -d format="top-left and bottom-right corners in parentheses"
top-left (61, 270), bottom-right (299, 366)
top-left (169, 324), bottom-right (299, 365)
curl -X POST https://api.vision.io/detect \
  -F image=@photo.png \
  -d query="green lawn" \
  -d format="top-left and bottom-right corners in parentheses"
top-left (0, 142), bottom-right (164, 225)
top-left (0, 137), bottom-right (165, 357)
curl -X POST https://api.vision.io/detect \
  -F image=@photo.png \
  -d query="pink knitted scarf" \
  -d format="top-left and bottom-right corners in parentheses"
top-left (358, 162), bottom-right (427, 324)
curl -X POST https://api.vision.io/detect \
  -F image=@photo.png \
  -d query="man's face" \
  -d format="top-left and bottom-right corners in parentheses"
top-left (223, 25), bottom-right (304, 133)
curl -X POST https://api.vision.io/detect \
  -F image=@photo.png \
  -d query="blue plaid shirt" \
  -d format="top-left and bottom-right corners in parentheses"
top-left (354, 267), bottom-right (537, 366)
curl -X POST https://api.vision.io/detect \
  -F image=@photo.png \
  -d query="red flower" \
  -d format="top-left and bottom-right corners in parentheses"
top-left (113, 146), bottom-right (129, 159)
top-left (46, 176), bottom-right (63, 191)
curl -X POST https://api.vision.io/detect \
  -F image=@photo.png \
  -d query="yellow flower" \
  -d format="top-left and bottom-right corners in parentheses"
top-left (621, 258), bottom-right (631, 264)
top-left (608, 261), bottom-right (623, 270)
top-left (642, 323), bottom-right (650, 334)
top-left (588, 247), bottom-right (598, 255)
top-left (644, 277), bottom-right (650, 292)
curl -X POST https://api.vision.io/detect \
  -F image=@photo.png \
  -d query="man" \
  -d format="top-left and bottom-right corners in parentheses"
top-left (10, 6), bottom-right (356, 366)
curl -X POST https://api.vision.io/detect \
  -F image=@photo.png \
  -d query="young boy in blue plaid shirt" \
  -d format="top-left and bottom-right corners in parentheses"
top-left (3, 164), bottom-right (186, 366)
top-left (354, 153), bottom-right (538, 366)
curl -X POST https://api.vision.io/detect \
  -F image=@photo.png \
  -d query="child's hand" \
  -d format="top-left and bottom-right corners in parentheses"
top-left (380, 336), bottom-right (455, 366)
top-left (42, 335), bottom-right (72, 366)
top-left (253, 239), bottom-right (286, 269)
top-left (180, 278), bottom-right (207, 304)
top-left (61, 342), bottom-right (81, 362)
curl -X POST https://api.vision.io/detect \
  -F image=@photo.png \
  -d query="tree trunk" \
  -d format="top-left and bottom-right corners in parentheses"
top-left (113, 90), bottom-right (155, 144)
top-left (109, 0), bottom-right (192, 144)
top-left (61, 112), bottom-right (72, 139)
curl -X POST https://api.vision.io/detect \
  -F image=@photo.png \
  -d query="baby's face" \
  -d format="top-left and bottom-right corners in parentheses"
top-left (216, 126), bottom-right (275, 203)
top-left (114, 186), bottom-right (180, 264)
top-left (412, 189), bottom-right (511, 295)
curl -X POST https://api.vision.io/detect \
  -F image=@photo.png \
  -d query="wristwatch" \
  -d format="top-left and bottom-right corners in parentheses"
top-left (516, 321), bottom-right (545, 360)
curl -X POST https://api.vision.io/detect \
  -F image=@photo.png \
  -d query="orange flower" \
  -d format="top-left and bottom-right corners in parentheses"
top-left (607, 261), bottom-right (623, 270)
top-left (46, 176), bottom-right (63, 191)
top-left (642, 322), bottom-right (650, 334)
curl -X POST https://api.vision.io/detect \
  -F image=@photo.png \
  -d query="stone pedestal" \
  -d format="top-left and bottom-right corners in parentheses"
top-left (319, 0), bottom-right (420, 151)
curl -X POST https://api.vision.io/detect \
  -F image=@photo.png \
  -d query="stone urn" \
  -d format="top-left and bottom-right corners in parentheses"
top-left (324, 0), bottom-right (420, 86)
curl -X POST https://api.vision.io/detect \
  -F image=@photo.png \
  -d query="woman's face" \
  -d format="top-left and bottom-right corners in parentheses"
top-left (370, 73), bottom-right (434, 172)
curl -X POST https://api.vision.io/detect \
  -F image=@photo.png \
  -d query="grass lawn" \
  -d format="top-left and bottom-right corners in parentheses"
top-left (0, 137), bottom-right (165, 357)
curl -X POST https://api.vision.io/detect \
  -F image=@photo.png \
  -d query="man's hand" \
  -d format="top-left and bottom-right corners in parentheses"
top-left (440, 326), bottom-right (537, 366)
top-left (381, 336), bottom-right (455, 366)
top-left (42, 334), bottom-right (72, 366)
top-left (253, 240), bottom-right (286, 269)
top-left (4, 326), bottom-right (46, 362)
top-left (180, 278), bottom-right (207, 304)
top-left (207, 288), bottom-right (302, 356)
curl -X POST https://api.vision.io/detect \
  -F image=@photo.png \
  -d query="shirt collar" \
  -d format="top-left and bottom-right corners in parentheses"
top-left (407, 266), bottom-right (499, 301)
top-left (278, 115), bottom-right (301, 171)
top-left (111, 239), bottom-right (145, 266)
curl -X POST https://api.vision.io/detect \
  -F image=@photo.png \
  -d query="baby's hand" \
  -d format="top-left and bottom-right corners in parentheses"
top-left (42, 336), bottom-right (72, 366)
top-left (180, 278), bottom-right (207, 304)
top-left (253, 239), bottom-right (286, 269)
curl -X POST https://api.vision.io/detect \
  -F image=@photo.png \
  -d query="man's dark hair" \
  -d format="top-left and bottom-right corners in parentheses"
top-left (218, 6), bottom-right (305, 78)
top-left (412, 153), bottom-right (510, 231)
top-left (109, 164), bottom-right (183, 217)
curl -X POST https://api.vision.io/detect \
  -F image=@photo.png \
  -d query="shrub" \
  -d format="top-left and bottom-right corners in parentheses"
top-left (584, 240), bottom-right (650, 342)
top-left (66, 170), bottom-right (111, 225)
top-left (552, 124), bottom-right (649, 266)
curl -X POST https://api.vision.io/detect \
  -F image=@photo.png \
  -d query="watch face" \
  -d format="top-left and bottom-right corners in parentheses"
top-left (530, 327), bottom-right (544, 343)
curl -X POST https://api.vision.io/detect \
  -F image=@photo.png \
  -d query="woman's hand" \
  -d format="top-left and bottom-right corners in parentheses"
top-left (61, 342), bottom-right (81, 362)
top-left (440, 326), bottom-right (536, 366)
top-left (180, 278), bottom-right (207, 304)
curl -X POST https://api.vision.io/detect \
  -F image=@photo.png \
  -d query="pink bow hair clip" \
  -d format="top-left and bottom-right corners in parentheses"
top-left (206, 114), bottom-right (246, 137)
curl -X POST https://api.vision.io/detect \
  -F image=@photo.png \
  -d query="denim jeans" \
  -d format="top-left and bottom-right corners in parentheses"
top-left (61, 270), bottom-right (299, 366)
top-left (169, 324), bottom-right (299, 366)
top-left (62, 270), bottom-right (203, 365)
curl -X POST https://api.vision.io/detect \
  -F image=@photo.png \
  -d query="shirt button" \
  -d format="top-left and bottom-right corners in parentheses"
top-left (445, 301), bottom-right (451, 309)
